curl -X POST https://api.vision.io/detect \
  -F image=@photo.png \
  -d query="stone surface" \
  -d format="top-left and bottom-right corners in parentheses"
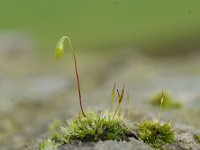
top-left (59, 139), bottom-right (153, 150)
top-left (162, 125), bottom-right (200, 150)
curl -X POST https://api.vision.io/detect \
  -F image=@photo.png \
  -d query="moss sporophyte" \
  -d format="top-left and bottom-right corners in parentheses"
top-left (55, 36), bottom-right (86, 117)
top-left (38, 36), bottom-right (175, 149)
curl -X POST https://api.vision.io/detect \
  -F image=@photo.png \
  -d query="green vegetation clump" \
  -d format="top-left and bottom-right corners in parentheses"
top-left (48, 119), bottom-right (64, 143)
top-left (62, 111), bottom-right (133, 143)
top-left (38, 138), bottom-right (60, 150)
top-left (136, 120), bottom-right (175, 148)
top-left (195, 134), bottom-right (200, 143)
top-left (150, 91), bottom-right (182, 109)
top-left (38, 111), bottom-right (134, 150)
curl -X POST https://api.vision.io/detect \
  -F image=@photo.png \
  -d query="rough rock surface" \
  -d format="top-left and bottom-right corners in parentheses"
top-left (162, 125), bottom-right (200, 150)
top-left (59, 139), bottom-right (153, 150)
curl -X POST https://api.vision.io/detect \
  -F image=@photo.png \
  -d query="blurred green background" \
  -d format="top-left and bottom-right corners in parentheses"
top-left (1, 1), bottom-right (200, 149)
top-left (1, 0), bottom-right (200, 55)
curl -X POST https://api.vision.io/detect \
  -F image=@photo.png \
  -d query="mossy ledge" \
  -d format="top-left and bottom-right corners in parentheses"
top-left (136, 120), bottom-right (175, 148)
top-left (39, 111), bottom-right (136, 150)
top-left (38, 112), bottom-right (177, 150)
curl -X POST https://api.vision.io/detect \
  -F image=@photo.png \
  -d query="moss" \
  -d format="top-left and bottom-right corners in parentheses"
top-left (195, 134), bottom-right (200, 143)
top-left (62, 111), bottom-right (133, 143)
top-left (136, 120), bottom-right (175, 148)
top-left (38, 138), bottom-right (60, 150)
top-left (48, 119), bottom-right (64, 143)
top-left (38, 111), bottom-right (134, 149)
top-left (151, 92), bottom-right (182, 109)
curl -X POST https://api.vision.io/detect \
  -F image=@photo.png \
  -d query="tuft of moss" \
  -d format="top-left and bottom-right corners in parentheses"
top-left (150, 92), bottom-right (181, 109)
top-left (136, 120), bottom-right (175, 148)
top-left (48, 119), bottom-right (64, 143)
top-left (62, 111), bottom-right (133, 143)
top-left (38, 138), bottom-right (60, 150)
top-left (195, 134), bottom-right (200, 143)
top-left (38, 111), bottom-right (135, 149)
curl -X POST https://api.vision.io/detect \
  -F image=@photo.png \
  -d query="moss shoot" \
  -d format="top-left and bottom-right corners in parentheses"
top-left (39, 111), bottom-right (134, 150)
top-left (39, 138), bottom-right (60, 150)
top-left (136, 120), bottom-right (175, 148)
top-left (151, 91), bottom-right (182, 109)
